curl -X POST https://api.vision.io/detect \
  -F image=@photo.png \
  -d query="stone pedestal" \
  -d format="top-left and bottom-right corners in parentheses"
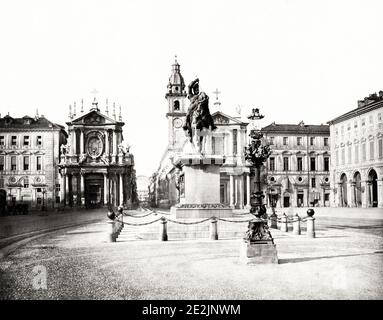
top-left (172, 154), bottom-right (233, 218)
top-left (239, 240), bottom-right (278, 264)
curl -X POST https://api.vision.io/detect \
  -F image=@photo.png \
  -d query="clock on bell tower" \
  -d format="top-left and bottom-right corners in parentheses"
top-left (165, 56), bottom-right (187, 151)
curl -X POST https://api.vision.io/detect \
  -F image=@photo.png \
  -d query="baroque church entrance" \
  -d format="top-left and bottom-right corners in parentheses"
top-left (85, 174), bottom-right (104, 208)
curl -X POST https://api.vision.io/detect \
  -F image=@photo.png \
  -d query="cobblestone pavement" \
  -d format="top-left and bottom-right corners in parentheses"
top-left (0, 210), bottom-right (382, 300)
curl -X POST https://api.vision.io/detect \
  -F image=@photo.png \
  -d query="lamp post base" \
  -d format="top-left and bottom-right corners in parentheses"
top-left (239, 240), bottom-right (278, 264)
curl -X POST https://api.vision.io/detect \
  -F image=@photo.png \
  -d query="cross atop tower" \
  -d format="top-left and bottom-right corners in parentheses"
top-left (212, 88), bottom-right (221, 101)
top-left (91, 88), bottom-right (99, 100)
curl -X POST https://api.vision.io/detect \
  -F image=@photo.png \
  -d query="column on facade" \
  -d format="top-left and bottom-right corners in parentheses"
top-left (377, 178), bottom-right (383, 208)
top-left (112, 130), bottom-right (117, 163)
top-left (228, 130), bottom-right (234, 158)
top-left (246, 173), bottom-right (251, 207)
top-left (361, 180), bottom-right (368, 208)
top-left (60, 173), bottom-right (65, 205)
top-left (80, 171), bottom-right (85, 205)
top-left (65, 174), bottom-right (70, 205)
top-left (229, 175), bottom-right (234, 207)
top-left (350, 182), bottom-right (356, 207)
top-left (337, 182), bottom-right (342, 207)
top-left (238, 175), bottom-right (244, 208)
top-left (237, 129), bottom-right (242, 164)
top-left (119, 174), bottom-right (124, 206)
top-left (105, 130), bottom-right (109, 157)
top-left (367, 181), bottom-right (373, 207)
top-left (80, 131), bottom-right (84, 154)
top-left (103, 173), bottom-right (108, 205)
top-left (72, 130), bottom-right (77, 156)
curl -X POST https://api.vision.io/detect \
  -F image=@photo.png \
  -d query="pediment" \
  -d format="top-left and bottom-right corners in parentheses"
top-left (70, 110), bottom-right (118, 125)
top-left (212, 111), bottom-right (244, 125)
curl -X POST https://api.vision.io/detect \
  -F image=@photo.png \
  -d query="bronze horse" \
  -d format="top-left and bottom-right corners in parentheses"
top-left (183, 78), bottom-right (217, 153)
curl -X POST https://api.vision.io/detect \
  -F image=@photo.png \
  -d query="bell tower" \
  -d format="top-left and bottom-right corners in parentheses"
top-left (165, 56), bottom-right (187, 151)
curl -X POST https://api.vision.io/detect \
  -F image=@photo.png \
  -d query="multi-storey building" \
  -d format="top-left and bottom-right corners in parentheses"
top-left (58, 98), bottom-right (137, 208)
top-left (328, 91), bottom-right (383, 208)
top-left (0, 113), bottom-right (67, 211)
top-left (151, 59), bottom-right (252, 209)
top-left (261, 122), bottom-right (331, 208)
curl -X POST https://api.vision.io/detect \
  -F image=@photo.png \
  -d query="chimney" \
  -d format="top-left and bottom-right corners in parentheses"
top-left (379, 91), bottom-right (383, 98)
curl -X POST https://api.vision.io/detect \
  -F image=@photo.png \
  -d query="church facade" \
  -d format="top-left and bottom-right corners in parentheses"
top-left (150, 59), bottom-right (252, 210)
top-left (58, 99), bottom-right (137, 208)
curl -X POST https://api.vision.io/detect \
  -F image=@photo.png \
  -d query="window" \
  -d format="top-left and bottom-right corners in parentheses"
top-left (310, 157), bottom-right (316, 171)
top-left (324, 157), bottom-right (329, 171)
top-left (269, 157), bottom-right (275, 171)
top-left (232, 129), bottom-right (237, 155)
top-left (311, 178), bottom-right (316, 188)
top-left (23, 156), bottom-right (29, 171)
top-left (348, 146), bottom-right (352, 164)
top-left (355, 145), bottom-right (359, 163)
top-left (283, 157), bottom-right (289, 171)
top-left (11, 156), bottom-right (16, 171)
top-left (347, 123), bottom-right (351, 131)
top-left (369, 115), bottom-right (373, 124)
top-left (173, 100), bottom-right (180, 111)
top-left (56, 196), bottom-right (61, 204)
top-left (23, 136), bottom-right (30, 146)
top-left (379, 139), bottom-right (383, 158)
top-left (336, 150), bottom-right (339, 166)
top-left (283, 137), bottom-right (288, 146)
top-left (0, 136), bottom-right (4, 145)
top-left (362, 144), bottom-right (366, 161)
top-left (341, 126), bottom-right (344, 133)
top-left (23, 177), bottom-right (29, 188)
top-left (362, 118), bottom-right (366, 126)
top-left (11, 136), bottom-right (17, 146)
top-left (370, 141), bottom-right (374, 160)
top-left (341, 148), bottom-right (345, 164)
top-left (297, 157), bottom-right (303, 171)
top-left (37, 136), bottom-right (42, 146)
top-left (297, 137), bottom-right (302, 146)
top-left (269, 137), bottom-right (274, 145)
top-left (354, 121), bottom-right (358, 129)
top-left (36, 156), bottom-right (42, 171)
top-left (0, 156), bottom-right (4, 171)
top-left (56, 184), bottom-right (61, 192)
top-left (324, 137), bottom-right (328, 146)
top-left (0, 177), bottom-right (4, 188)
top-left (378, 113), bottom-right (382, 121)
top-left (310, 137), bottom-right (315, 146)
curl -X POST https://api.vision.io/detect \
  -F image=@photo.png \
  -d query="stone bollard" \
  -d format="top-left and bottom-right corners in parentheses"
top-left (159, 217), bottom-right (168, 241)
top-left (293, 214), bottom-right (301, 235)
top-left (280, 213), bottom-right (288, 232)
top-left (107, 220), bottom-right (116, 242)
top-left (306, 209), bottom-right (316, 238)
top-left (209, 217), bottom-right (218, 240)
top-left (268, 213), bottom-right (278, 229)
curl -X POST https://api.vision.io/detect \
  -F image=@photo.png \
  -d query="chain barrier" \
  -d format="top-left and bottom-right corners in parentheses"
top-left (123, 211), bottom-right (154, 218)
top-left (116, 217), bottom-right (162, 226)
top-left (165, 217), bottom-right (212, 225)
top-left (218, 217), bottom-right (256, 223)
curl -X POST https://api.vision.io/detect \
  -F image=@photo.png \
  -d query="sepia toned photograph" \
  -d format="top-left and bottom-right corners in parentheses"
top-left (0, 0), bottom-right (382, 310)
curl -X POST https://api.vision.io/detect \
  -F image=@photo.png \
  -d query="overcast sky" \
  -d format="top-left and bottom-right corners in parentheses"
top-left (0, 0), bottom-right (382, 177)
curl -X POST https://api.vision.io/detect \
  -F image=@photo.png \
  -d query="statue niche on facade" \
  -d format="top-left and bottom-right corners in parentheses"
top-left (183, 78), bottom-right (217, 154)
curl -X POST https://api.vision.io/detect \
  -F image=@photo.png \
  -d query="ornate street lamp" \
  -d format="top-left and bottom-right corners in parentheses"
top-left (243, 107), bottom-right (274, 243)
